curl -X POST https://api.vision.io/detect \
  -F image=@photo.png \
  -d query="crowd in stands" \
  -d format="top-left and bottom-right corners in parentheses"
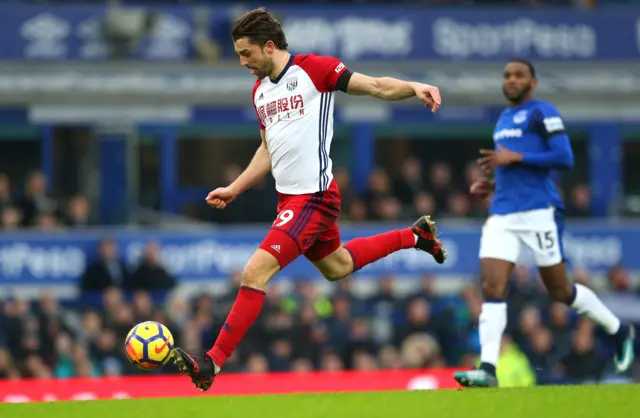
top-left (0, 171), bottom-right (93, 231)
top-left (203, 158), bottom-right (592, 225)
top-left (0, 161), bottom-right (593, 230)
top-left (0, 163), bottom-right (631, 387)
top-left (1, 261), bottom-right (639, 384)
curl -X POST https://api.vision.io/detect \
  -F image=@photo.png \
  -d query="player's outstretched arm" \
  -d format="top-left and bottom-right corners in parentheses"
top-left (229, 130), bottom-right (271, 194)
top-left (206, 131), bottom-right (271, 209)
top-left (345, 73), bottom-right (441, 112)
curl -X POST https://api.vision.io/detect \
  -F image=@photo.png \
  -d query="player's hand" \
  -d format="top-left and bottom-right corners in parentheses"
top-left (470, 179), bottom-right (494, 197)
top-left (413, 83), bottom-right (441, 113)
top-left (205, 187), bottom-right (237, 210)
top-left (478, 144), bottom-right (522, 172)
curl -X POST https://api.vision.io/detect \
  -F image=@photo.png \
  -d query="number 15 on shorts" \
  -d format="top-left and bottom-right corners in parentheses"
top-left (535, 230), bottom-right (555, 250)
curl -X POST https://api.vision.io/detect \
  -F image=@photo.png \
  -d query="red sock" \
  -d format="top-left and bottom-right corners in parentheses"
top-left (344, 228), bottom-right (415, 272)
top-left (207, 286), bottom-right (265, 368)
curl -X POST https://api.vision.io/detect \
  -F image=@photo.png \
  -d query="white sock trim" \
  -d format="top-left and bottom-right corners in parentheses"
top-left (479, 302), bottom-right (507, 366)
top-left (571, 284), bottom-right (621, 335)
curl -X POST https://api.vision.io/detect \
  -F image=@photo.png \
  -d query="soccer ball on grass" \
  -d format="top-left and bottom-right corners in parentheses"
top-left (124, 321), bottom-right (174, 370)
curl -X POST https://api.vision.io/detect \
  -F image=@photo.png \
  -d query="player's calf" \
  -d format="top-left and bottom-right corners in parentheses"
top-left (174, 250), bottom-right (279, 391)
top-left (539, 263), bottom-right (574, 304)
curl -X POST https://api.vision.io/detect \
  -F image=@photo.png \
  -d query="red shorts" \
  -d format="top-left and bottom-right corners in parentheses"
top-left (259, 180), bottom-right (342, 268)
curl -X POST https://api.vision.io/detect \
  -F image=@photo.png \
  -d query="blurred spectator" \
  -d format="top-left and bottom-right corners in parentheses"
top-left (507, 265), bottom-right (546, 331)
top-left (428, 162), bottom-right (454, 209)
top-left (547, 302), bottom-right (574, 359)
top-left (129, 242), bottom-right (177, 292)
top-left (446, 191), bottom-right (471, 218)
top-left (607, 265), bottom-right (631, 293)
top-left (557, 319), bottom-right (606, 383)
top-left (400, 333), bottom-right (441, 368)
top-left (36, 212), bottom-right (60, 230)
top-left (80, 238), bottom-right (131, 293)
top-left (1, 206), bottom-right (21, 230)
top-left (566, 183), bottom-right (591, 217)
top-left (412, 192), bottom-right (437, 218)
top-left (394, 298), bottom-right (449, 349)
top-left (348, 198), bottom-right (368, 221)
top-left (394, 157), bottom-right (424, 206)
top-left (18, 170), bottom-right (57, 227)
top-left (66, 194), bottom-right (93, 227)
top-left (375, 196), bottom-right (403, 221)
top-left (362, 168), bottom-right (393, 219)
top-left (0, 173), bottom-right (13, 213)
top-left (333, 167), bottom-right (355, 218)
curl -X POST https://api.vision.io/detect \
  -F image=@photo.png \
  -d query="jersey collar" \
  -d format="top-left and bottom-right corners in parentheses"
top-left (269, 54), bottom-right (295, 84)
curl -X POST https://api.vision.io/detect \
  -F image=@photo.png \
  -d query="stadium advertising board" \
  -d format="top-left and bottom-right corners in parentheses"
top-left (0, 4), bottom-right (637, 61)
top-left (0, 369), bottom-right (461, 402)
top-left (0, 223), bottom-right (635, 284)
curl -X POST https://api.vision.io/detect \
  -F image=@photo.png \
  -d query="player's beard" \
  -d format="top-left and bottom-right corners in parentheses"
top-left (252, 51), bottom-right (275, 79)
top-left (503, 82), bottom-right (532, 105)
top-left (251, 60), bottom-right (272, 79)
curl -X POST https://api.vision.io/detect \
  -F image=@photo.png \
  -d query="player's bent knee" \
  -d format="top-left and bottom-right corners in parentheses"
top-left (322, 267), bottom-right (351, 282)
top-left (242, 249), bottom-right (281, 291)
top-left (312, 247), bottom-right (354, 282)
top-left (480, 258), bottom-right (513, 299)
top-left (481, 279), bottom-right (507, 299)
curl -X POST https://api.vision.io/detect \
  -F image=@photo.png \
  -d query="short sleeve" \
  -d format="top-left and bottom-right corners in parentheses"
top-left (297, 54), bottom-right (350, 93)
top-left (252, 80), bottom-right (265, 130)
top-left (535, 102), bottom-right (566, 138)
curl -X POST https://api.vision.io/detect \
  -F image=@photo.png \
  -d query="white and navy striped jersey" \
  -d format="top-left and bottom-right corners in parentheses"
top-left (253, 54), bottom-right (349, 195)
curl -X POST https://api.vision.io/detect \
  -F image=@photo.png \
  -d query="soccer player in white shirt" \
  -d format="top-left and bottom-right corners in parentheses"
top-left (172, 7), bottom-right (446, 391)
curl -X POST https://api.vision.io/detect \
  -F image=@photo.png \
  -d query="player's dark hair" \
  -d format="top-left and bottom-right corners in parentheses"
top-left (231, 7), bottom-right (288, 50)
top-left (509, 58), bottom-right (536, 78)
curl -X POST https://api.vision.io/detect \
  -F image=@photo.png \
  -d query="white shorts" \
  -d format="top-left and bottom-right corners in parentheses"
top-left (479, 207), bottom-right (563, 267)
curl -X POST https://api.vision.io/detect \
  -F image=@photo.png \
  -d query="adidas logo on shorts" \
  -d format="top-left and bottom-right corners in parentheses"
top-left (271, 244), bottom-right (281, 253)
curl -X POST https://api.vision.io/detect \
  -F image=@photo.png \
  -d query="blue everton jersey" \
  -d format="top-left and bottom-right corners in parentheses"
top-left (490, 99), bottom-right (571, 215)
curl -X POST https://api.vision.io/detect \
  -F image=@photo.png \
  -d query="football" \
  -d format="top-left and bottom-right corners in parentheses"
top-left (124, 321), bottom-right (175, 370)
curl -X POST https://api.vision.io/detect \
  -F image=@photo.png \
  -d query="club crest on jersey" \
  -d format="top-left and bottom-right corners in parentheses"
top-left (286, 77), bottom-right (298, 91)
top-left (513, 110), bottom-right (528, 124)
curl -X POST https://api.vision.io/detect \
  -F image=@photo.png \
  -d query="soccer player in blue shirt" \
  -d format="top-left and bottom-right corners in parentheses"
top-left (453, 59), bottom-right (635, 388)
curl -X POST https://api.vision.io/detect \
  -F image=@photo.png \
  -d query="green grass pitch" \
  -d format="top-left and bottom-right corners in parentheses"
top-left (1, 385), bottom-right (638, 418)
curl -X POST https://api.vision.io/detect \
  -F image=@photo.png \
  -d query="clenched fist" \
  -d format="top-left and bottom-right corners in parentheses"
top-left (205, 187), bottom-right (237, 210)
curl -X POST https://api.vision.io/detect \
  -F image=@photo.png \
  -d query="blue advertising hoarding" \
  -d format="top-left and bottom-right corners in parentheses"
top-left (0, 223), bottom-right (634, 285)
top-left (0, 4), bottom-right (636, 62)
top-left (1, 5), bottom-right (195, 61)
top-left (276, 7), bottom-right (635, 61)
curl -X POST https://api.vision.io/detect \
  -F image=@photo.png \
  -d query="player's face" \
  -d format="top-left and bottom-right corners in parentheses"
top-left (234, 37), bottom-right (274, 79)
top-left (502, 62), bottom-right (537, 104)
